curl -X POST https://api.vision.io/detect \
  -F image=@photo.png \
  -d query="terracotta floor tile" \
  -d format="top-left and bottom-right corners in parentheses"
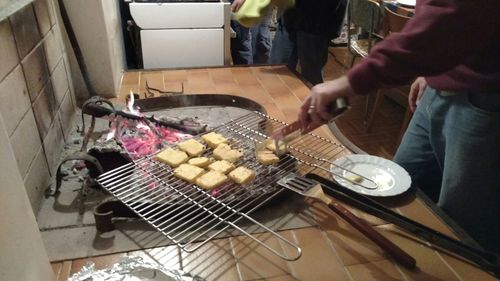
top-left (163, 69), bottom-right (188, 82)
top-left (271, 67), bottom-right (311, 102)
top-left (185, 84), bottom-right (217, 94)
top-left (260, 102), bottom-right (286, 121)
top-left (128, 244), bottom-right (181, 270)
top-left (120, 83), bottom-right (139, 95)
top-left (346, 259), bottom-right (405, 281)
top-left (140, 71), bottom-right (165, 92)
top-left (439, 252), bottom-right (499, 281)
top-left (181, 238), bottom-right (240, 281)
top-left (231, 233), bottom-right (292, 281)
top-left (209, 68), bottom-right (237, 83)
top-left (232, 67), bottom-right (261, 86)
top-left (314, 211), bottom-right (386, 266)
top-left (281, 229), bottom-right (351, 281)
top-left (251, 68), bottom-right (280, 85)
top-left (256, 77), bottom-right (293, 101)
top-left (58, 261), bottom-right (72, 281)
top-left (238, 84), bottom-right (274, 104)
top-left (70, 253), bottom-right (127, 275)
top-left (121, 71), bottom-right (140, 85)
top-left (184, 70), bottom-right (216, 93)
top-left (163, 81), bottom-right (185, 93)
top-left (308, 201), bottom-right (387, 266)
top-left (213, 81), bottom-right (243, 96)
top-left (377, 225), bottom-right (461, 281)
top-left (186, 69), bottom-right (211, 80)
top-left (51, 262), bottom-right (62, 279)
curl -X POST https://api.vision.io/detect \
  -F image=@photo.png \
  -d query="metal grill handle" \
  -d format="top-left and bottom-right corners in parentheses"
top-left (183, 212), bottom-right (302, 261)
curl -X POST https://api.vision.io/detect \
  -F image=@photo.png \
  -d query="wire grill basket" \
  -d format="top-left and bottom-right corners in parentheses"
top-left (97, 111), bottom-right (349, 260)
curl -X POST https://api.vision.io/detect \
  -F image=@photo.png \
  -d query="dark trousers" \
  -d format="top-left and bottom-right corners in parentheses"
top-left (269, 19), bottom-right (329, 85)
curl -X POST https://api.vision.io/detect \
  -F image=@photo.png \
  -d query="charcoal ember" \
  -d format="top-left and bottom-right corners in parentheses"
top-left (91, 138), bottom-right (125, 153)
top-left (116, 119), bottom-right (191, 158)
top-left (86, 135), bottom-right (131, 175)
top-left (156, 115), bottom-right (207, 135)
top-left (72, 160), bottom-right (87, 170)
top-left (119, 126), bottom-right (164, 157)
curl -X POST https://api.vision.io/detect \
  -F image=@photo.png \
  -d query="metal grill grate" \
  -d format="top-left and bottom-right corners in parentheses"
top-left (97, 111), bottom-right (349, 260)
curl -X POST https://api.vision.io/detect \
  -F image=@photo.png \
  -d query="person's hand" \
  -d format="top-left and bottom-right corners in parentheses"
top-left (299, 76), bottom-right (356, 133)
top-left (408, 77), bottom-right (427, 112)
top-left (231, 0), bottom-right (246, 12)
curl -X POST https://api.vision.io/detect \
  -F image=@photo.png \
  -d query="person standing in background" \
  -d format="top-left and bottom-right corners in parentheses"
top-left (298, 0), bottom-right (500, 254)
top-left (269, 0), bottom-right (347, 85)
top-left (230, 0), bottom-right (273, 64)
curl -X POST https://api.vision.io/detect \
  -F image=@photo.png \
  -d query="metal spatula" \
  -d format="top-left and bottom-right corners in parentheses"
top-left (278, 173), bottom-right (416, 269)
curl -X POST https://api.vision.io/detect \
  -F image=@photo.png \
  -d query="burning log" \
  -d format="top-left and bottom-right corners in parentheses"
top-left (82, 101), bottom-right (207, 135)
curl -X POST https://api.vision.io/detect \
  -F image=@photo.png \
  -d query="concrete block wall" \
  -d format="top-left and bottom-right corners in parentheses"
top-left (0, 0), bottom-right (76, 213)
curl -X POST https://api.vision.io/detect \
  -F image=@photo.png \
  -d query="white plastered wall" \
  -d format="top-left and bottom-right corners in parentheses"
top-left (60, 0), bottom-right (125, 99)
top-left (0, 114), bottom-right (55, 281)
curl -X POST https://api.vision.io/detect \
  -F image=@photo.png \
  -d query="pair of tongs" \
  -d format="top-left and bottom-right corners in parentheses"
top-left (294, 173), bottom-right (500, 278)
top-left (278, 173), bottom-right (417, 269)
top-left (272, 98), bottom-right (350, 156)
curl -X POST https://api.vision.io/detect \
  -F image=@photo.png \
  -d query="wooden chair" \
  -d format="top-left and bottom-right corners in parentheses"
top-left (347, 0), bottom-right (383, 67)
top-left (365, 7), bottom-right (412, 145)
top-left (383, 5), bottom-right (413, 35)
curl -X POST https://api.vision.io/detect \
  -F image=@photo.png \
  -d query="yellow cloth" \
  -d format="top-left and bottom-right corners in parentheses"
top-left (234, 0), bottom-right (295, 28)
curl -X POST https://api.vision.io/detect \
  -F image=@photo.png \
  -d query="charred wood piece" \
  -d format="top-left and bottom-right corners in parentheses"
top-left (145, 80), bottom-right (184, 98)
top-left (82, 102), bottom-right (207, 135)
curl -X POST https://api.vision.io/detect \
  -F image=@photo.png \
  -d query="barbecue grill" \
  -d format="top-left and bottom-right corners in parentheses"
top-left (97, 111), bottom-right (350, 260)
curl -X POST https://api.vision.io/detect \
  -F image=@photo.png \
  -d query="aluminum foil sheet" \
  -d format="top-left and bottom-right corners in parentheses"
top-left (68, 256), bottom-right (204, 281)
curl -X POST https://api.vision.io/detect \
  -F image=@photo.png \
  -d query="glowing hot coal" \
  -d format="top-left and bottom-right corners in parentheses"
top-left (111, 92), bottom-right (192, 159)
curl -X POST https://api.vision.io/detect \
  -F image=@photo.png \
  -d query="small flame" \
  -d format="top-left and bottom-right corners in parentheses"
top-left (127, 91), bottom-right (141, 116)
top-left (105, 127), bottom-right (116, 141)
top-left (136, 122), bottom-right (150, 130)
top-left (105, 117), bottom-right (117, 140)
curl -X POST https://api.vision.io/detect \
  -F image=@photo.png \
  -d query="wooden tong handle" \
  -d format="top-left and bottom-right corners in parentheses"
top-left (327, 201), bottom-right (417, 269)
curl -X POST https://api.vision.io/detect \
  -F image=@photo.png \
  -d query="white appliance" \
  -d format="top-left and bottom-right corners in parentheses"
top-left (129, 1), bottom-right (231, 69)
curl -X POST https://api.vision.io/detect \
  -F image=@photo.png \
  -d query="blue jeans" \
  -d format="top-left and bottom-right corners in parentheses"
top-left (251, 15), bottom-right (272, 64)
top-left (394, 87), bottom-right (500, 253)
top-left (269, 19), bottom-right (330, 85)
top-left (269, 20), bottom-right (294, 65)
top-left (230, 20), bottom-right (252, 65)
top-left (230, 12), bottom-right (272, 65)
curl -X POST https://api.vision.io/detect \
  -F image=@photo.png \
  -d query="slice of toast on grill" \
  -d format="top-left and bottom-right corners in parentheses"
top-left (265, 139), bottom-right (287, 153)
top-left (177, 138), bottom-right (205, 157)
top-left (213, 143), bottom-right (243, 163)
top-left (229, 166), bottom-right (256, 184)
top-left (188, 157), bottom-right (211, 168)
top-left (156, 148), bottom-right (189, 167)
top-left (201, 132), bottom-right (228, 149)
top-left (208, 160), bottom-right (235, 174)
top-left (256, 150), bottom-right (279, 165)
top-left (196, 170), bottom-right (228, 190)
top-left (173, 163), bottom-right (205, 183)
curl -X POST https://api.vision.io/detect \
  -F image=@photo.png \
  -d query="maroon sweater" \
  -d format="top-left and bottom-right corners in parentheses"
top-left (347, 0), bottom-right (500, 94)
